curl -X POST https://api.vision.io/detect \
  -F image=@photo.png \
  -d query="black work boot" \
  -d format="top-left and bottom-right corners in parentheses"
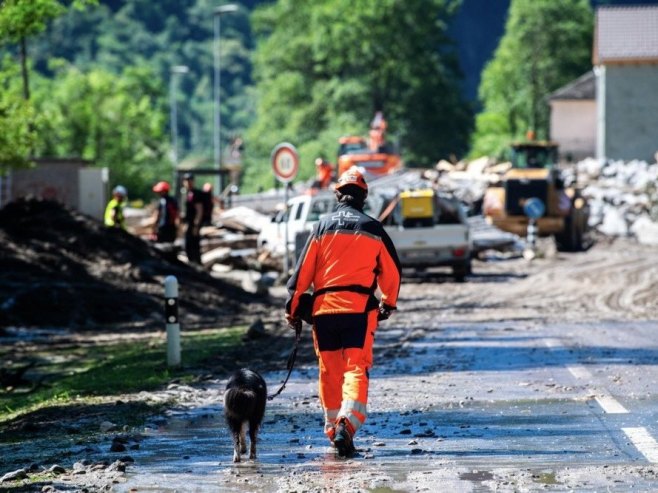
top-left (333, 419), bottom-right (356, 458)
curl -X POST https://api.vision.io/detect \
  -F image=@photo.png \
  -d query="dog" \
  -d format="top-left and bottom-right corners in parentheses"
top-left (223, 368), bottom-right (267, 462)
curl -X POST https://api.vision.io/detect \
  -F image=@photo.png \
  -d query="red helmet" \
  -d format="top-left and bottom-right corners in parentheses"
top-left (336, 167), bottom-right (368, 192)
top-left (152, 181), bottom-right (170, 193)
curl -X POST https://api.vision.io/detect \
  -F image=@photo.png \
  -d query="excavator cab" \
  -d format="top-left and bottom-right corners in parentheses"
top-left (336, 112), bottom-right (402, 178)
top-left (510, 142), bottom-right (559, 169)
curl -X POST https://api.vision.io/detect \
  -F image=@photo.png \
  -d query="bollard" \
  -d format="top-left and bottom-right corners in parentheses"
top-left (524, 219), bottom-right (538, 260)
top-left (527, 219), bottom-right (537, 249)
top-left (164, 275), bottom-right (181, 367)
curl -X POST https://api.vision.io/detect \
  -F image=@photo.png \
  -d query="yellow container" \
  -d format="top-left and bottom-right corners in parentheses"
top-left (399, 189), bottom-right (435, 219)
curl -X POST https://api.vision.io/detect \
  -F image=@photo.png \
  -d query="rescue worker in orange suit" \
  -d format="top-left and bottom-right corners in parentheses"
top-left (313, 157), bottom-right (334, 190)
top-left (285, 167), bottom-right (401, 457)
top-left (151, 181), bottom-right (179, 243)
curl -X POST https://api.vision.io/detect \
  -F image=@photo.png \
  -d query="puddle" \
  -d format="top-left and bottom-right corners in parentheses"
top-left (459, 470), bottom-right (494, 482)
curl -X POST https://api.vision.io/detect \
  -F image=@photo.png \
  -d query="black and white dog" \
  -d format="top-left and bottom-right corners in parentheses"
top-left (223, 368), bottom-right (267, 462)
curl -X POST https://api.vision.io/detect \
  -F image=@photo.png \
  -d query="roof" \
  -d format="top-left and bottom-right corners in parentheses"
top-left (549, 71), bottom-right (596, 101)
top-left (594, 6), bottom-right (658, 64)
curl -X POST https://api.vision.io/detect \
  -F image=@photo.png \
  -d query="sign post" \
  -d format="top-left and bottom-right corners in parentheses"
top-left (271, 143), bottom-right (299, 274)
top-left (523, 197), bottom-right (546, 260)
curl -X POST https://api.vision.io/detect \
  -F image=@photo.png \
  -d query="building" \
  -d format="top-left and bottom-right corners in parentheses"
top-left (549, 6), bottom-right (658, 163)
top-left (0, 158), bottom-right (108, 220)
top-left (593, 5), bottom-right (658, 162)
top-left (548, 71), bottom-right (597, 161)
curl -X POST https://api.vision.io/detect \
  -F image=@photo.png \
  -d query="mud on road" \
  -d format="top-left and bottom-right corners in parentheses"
top-left (3, 236), bottom-right (658, 492)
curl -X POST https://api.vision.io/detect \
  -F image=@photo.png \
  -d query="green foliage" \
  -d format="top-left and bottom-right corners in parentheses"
top-left (31, 63), bottom-right (169, 197)
top-left (0, 56), bottom-right (38, 172)
top-left (0, 0), bottom-right (96, 42)
top-left (472, 0), bottom-right (593, 157)
top-left (468, 111), bottom-right (511, 160)
top-left (31, 0), bottom-right (254, 169)
top-left (243, 0), bottom-right (471, 192)
top-left (0, 327), bottom-right (244, 423)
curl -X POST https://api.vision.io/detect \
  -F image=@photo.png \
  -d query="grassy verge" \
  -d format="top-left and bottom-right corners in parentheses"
top-left (0, 326), bottom-right (245, 428)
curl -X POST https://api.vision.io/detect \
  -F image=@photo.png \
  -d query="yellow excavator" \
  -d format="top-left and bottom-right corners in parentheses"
top-left (482, 140), bottom-right (589, 251)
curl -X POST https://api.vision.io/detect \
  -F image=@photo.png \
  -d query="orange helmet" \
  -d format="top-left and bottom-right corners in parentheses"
top-left (152, 181), bottom-right (170, 193)
top-left (336, 167), bottom-right (368, 192)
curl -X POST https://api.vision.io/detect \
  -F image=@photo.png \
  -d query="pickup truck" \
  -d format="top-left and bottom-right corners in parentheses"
top-left (257, 188), bottom-right (472, 280)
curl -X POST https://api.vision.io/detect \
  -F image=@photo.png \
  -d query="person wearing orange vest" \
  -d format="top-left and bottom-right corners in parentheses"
top-left (286, 167), bottom-right (401, 457)
top-left (313, 157), bottom-right (334, 190)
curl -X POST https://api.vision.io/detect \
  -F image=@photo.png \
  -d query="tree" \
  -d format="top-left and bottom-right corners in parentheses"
top-left (471, 0), bottom-right (593, 157)
top-left (32, 63), bottom-right (169, 198)
top-left (243, 0), bottom-right (471, 192)
top-left (0, 0), bottom-right (97, 100)
top-left (0, 56), bottom-right (38, 172)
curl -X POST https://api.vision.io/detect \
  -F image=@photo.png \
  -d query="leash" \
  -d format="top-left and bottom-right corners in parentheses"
top-left (267, 321), bottom-right (302, 400)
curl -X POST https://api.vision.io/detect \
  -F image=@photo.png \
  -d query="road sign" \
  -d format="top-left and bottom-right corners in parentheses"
top-left (271, 143), bottom-right (299, 183)
top-left (523, 197), bottom-right (546, 219)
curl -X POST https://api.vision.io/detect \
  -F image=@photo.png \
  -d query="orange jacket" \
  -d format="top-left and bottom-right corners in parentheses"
top-left (286, 203), bottom-right (401, 318)
top-left (317, 164), bottom-right (333, 189)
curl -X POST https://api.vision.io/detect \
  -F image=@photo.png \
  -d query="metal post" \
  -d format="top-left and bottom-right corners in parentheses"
top-left (213, 4), bottom-right (238, 195)
top-left (165, 276), bottom-right (181, 367)
top-left (169, 65), bottom-right (189, 183)
top-left (283, 184), bottom-right (290, 275)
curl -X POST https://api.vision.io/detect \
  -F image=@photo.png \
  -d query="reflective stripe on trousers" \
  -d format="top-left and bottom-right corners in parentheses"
top-left (313, 309), bottom-right (378, 436)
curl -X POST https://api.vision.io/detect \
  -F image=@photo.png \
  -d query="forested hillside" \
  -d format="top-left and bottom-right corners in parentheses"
top-left (1, 0), bottom-right (656, 196)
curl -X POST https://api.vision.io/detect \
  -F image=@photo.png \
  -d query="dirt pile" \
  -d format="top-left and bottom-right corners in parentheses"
top-left (0, 198), bottom-right (271, 330)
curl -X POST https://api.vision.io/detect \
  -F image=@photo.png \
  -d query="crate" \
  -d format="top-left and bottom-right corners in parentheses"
top-left (399, 189), bottom-right (435, 219)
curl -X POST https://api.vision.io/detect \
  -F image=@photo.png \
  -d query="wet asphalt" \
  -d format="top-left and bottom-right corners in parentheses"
top-left (118, 317), bottom-right (658, 492)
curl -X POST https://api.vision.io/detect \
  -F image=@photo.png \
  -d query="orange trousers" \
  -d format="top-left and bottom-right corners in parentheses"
top-left (311, 309), bottom-right (378, 439)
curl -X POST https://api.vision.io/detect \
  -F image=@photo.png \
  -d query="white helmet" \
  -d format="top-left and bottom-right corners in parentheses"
top-left (113, 185), bottom-right (127, 196)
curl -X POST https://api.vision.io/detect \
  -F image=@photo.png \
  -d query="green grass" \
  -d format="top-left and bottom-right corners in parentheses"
top-left (0, 326), bottom-right (245, 424)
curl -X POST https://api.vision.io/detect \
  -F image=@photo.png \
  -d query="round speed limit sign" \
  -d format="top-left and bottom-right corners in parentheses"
top-left (271, 142), bottom-right (299, 183)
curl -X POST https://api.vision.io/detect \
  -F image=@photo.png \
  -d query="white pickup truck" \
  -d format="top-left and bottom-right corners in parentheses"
top-left (257, 188), bottom-right (472, 280)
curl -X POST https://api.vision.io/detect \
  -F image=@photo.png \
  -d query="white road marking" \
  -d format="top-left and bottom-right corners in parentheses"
top-left (594, 394), bottom-right (629, 414)
top-left (543, 339), bottom-right (627, 413)
top-left (543, 337), bottom-right (658, 464)
top-left (623, 427), bottom-right (658, 463)
top-left (567, 365), bottom-right (592, 380)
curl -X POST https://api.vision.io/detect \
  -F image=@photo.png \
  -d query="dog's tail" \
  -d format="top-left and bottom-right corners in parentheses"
top-left (224, 388), bottom-right (258, 418)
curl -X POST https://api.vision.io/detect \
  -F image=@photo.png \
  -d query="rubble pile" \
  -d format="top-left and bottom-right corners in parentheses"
top-left (0, 199), bottom-right (270, 330)
top-left (571, 158), bottom-right (658, 245)
top-left (432, 155), bottom-right (658, 246)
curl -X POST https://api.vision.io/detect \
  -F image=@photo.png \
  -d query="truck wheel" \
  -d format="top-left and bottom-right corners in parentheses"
top-left (452, 261), bottom-right (470, 282)
top-left (555, 213), bottom-right (583, 252)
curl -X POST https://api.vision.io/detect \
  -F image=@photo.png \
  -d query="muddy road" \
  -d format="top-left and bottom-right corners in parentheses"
top-left (111, 238), bottom-right (658, 492)
top-left (3, 237), bottom-right (657, 492)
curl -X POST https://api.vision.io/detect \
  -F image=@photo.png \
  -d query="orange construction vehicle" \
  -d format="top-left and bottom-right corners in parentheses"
top-left (337, 112), bottom-right (402, 178)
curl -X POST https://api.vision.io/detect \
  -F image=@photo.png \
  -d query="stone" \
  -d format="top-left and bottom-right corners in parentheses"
top-left (1, 469), bottom-right (27, 482)
top-left (47, 465), bottom-right (66, 474)
top-left (100, 421), bottom-right (118, 433)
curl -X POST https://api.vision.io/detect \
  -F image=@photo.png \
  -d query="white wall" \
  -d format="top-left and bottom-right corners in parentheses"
top-left (78, 167), bottom-right (108, 220)
top-left (550, 99), bottom-right (597, 160)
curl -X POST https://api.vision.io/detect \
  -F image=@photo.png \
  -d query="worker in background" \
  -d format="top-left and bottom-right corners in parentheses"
top-left (312, 157), bottom-right (334, 190)
top-left (104, 185), bottom-right (127, 229)
top-left (201, 182), bottom-right (216, 226)
top-left (368, 111), bottom-right (387, 152)
top-left (151, 181), bottom-right (179, 243)
top-left (285, 167), bottom-right (401, 458)
top-left (182, 173), bottom-right (204, 264)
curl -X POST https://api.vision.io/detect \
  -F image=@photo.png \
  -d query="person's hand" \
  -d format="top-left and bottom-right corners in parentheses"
top-left (377, 304), bottom-right (393, 321)
top-left (286, 314), bottom-right (301, 332)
